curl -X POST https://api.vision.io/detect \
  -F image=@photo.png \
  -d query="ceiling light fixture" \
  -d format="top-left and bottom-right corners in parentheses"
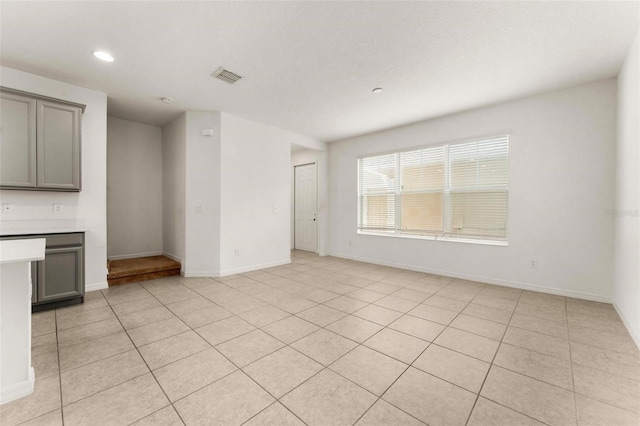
top-left (93, 50), bottom-right (114, 62)
top-left (372, 88), bottom-right (383, 94)
top-left (161, 97), bottom-right (173, 104)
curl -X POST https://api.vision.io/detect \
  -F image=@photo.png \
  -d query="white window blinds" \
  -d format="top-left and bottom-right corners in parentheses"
top-left (400, 146), bottom-right (445, 234)
top-left (447, 136), bottom-right (509, 239)
top-left (357, 135), bottom-right (509, 241)
top-left (358, 153), bottom-right (397, 231)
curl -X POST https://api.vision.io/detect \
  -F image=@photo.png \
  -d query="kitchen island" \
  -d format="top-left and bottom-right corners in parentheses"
top-left (0, 238), bottom-right (45, 404)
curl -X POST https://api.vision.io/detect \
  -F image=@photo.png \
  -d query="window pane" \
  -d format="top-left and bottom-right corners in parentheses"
top-left (399, 146), bottom-right (445, 234)
top-left (360, 154), bottom-right (396, 194)
top-left (449, 191), bottom-right (508, 238)
top-left (450, 136), bottom-right (508, 190)
top-left (400, 147), bottom-right (445, 191)
top-left (359, 153), bottom-right (397, 230)
top-left (361, 194), bottom-right (395, 230)
top-left (400, 193), bottom-right (443, 232)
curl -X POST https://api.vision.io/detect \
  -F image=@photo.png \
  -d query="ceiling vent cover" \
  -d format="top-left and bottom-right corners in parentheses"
top-left (210, 67), bottom-right (243, 84)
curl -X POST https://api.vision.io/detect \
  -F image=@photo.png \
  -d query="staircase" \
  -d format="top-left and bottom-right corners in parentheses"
top-left (108, 255), bottom-right (181, 286)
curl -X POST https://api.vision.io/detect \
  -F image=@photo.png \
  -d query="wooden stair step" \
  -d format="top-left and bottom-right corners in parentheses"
top-left (107, 255), bottom-right (181, 287)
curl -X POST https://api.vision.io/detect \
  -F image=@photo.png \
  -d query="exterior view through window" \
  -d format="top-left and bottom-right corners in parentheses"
top-left (357, 135), bottom-right (509, 242)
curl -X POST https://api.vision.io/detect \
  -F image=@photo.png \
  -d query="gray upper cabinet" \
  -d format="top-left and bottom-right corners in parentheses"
top-left (0, 87), bottom-right (84, 191)
top-left (37, 100), bottom-right (82, 190)
top-left (0, 91), bottom-right (37, 188)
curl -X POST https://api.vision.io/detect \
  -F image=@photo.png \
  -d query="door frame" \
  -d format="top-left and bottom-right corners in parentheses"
top-left (293, 162), bottom-right (318, 253)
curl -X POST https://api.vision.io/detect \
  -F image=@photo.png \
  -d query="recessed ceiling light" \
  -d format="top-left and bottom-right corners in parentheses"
top-left (93, 51), bottom-right (114, 62)
top-left (372, 88), bottom-right (383, 94)
top-left (161, 97), bottom-right (173, 104)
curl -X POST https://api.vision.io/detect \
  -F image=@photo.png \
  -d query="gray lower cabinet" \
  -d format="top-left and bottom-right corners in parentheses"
top-left (35, 246), bottom-right (84, 303)
top-left (0, 87), bottom-right (84, 191)
top-left (2, 232), bottom-right (85, 311)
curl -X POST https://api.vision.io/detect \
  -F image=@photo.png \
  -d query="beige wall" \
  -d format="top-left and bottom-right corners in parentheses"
top-left (613, 33), bottom-right (640, 347)
top-left (107, 117), bottom-right (163, 259)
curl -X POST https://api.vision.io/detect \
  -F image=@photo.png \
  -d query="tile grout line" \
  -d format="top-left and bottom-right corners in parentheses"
top-left (565, 297), bottom-right (580, 426)
top-left (103, 286), bottom-right (191, 426)
top-left (197, 326), bottom-right (313, 426)
top-left (349, 276), bottom-right (509, 422)
top-left (55, 309), bottom-right (65, 425)
top-left (229, 275), bottom-right (427, 424)
top-left (128, 272), bottom-right (324, 424)
top-left (349, 279), bottom-right (462, 425)
top-left (463, 284), bottom-right (521, 426)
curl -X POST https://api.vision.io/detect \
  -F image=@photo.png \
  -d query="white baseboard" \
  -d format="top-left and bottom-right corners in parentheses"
top-left (85, 281), bottom-right (108, 292)
top-left (108, 251), bottom-right (163, 261)
top-left (162, 252), bottom-right (183, 263)
top-left (182, 271), bottom-right (219, 278)
top-left (1, 367), bottom-right (34, 405)
top-left (218, 258), bottom-right (292, 277)
top-left (183, 258), bottom-right (292, 278)
top-left (613, 302), bottom-right (640, 350)
top-left (165, 255), bottom-right (291, 278)
top-left (330, 252), bottom-right (612, 303)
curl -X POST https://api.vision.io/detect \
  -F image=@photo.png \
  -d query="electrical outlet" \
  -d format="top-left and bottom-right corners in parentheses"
top-left (52, 203), bottom-right (64, 214)
top-left (530, 260), bottom-right (538, 269)
top-left (2, 203), bottom-right (14, 214)
top-left (194, 206), bottom-right (204, 214)
top-left (234, 249), bottom-right (240, 256)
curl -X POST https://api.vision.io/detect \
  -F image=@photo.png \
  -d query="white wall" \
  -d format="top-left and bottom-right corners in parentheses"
top-left (162, 111), bottom-right (317, 277)
top-left (291, 149), bottom-right (329, 255)
top-left (0, 67), bottom-right (108, 291)
top-left (107, 117), bottom-right (162, 259)
top-left (329, 79), bottom-right (617, 301)
top-left (183, 111), bottom-right (221, 276)
top-left (614, 34), bottom-right (640, 346)
top-left (219, 113), bottom-right (297, 275)
top-left (162, 113), bottom-right (186, 264)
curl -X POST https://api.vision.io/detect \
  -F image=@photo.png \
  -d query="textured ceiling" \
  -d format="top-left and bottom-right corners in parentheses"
top-left (1, 1), bottom-right (638, 142)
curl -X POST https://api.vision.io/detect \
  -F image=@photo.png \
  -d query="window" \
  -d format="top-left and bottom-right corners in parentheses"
top-left (357, 135), bottom-right (509, 242)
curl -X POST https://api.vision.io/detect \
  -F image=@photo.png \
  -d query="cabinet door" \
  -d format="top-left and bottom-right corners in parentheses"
top-left (36, 100), bottom-right (81, 190)
top-left (37, 246), bottom-right (84, 302)
top-left (0, 91), bottom-right (37, 187)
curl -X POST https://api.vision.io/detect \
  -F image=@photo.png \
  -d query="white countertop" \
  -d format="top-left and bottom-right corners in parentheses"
top-left (0, 239), bottom-right (45, 264)
top-left (0, 219), bottom-right (86, 236)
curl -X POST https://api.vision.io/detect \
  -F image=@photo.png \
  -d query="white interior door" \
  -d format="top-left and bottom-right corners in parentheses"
top-left (294, 163), bottom-right (317, 252)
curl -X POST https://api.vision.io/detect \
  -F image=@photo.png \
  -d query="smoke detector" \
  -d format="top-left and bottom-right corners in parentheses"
top-left (210, 67), bottom-right (243, 84)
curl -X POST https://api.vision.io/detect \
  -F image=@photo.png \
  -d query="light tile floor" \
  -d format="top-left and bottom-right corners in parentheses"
top-left (2, 251), bottom-right (639, 425)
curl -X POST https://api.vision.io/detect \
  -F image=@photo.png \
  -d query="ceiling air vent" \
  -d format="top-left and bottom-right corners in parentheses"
top-left (210, 67), bottom-right (243, 84)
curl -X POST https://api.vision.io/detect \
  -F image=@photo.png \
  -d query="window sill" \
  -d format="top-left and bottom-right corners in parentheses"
top-left (356, 230), bottom-right (509, 246)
